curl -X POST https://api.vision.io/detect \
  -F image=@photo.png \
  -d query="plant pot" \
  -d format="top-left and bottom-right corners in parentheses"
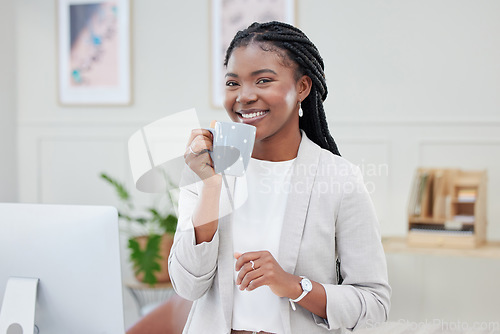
top-left (133, 233), bottom-right (174, 284)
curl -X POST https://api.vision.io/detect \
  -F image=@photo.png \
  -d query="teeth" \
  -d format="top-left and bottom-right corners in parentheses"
top-left (241, 111), bottom-right (267, 119)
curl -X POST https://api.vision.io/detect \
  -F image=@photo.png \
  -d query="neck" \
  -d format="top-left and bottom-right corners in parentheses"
top-left (251, 129), bottom-right (302, 161)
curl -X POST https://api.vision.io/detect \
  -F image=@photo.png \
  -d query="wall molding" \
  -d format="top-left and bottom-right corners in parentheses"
top-left (417, 139), bottom-right (500, 164)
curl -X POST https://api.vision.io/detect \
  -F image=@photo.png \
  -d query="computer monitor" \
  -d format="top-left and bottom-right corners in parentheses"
top-left (0, 203), bottom-right (125, 334)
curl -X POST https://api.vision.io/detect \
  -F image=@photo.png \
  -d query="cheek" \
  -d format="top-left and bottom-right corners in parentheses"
top-left (223, 92), bottom-right (236, 114)
top-left (285, 89), bottom-right (297, 108)
top-left (273, 85), bottom-right (298, 111)
top-left (265, 86), bottom-right (297, 108)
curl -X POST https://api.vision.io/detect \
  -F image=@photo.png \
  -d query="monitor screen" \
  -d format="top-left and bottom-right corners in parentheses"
top-left (0, 203), bottom-right (125, 334)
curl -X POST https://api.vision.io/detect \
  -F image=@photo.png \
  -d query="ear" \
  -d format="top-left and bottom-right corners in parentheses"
top-left (297, 75), bottom-right (312, 102)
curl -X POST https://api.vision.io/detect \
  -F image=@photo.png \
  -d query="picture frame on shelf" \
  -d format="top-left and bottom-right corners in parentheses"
top-left (57, 0), bottom-right (132, 106)
top-left (210, 0), bottom-right (296, 108)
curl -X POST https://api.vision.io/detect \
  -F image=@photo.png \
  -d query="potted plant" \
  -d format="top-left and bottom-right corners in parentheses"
top-left (100, 172), bottom-right (178, 286)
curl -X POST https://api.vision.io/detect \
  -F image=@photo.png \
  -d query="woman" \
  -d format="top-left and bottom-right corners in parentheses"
top-left (169, 21), bottom-right (390, 334)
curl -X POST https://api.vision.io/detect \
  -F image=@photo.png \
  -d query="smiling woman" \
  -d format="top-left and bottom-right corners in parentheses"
top-left (167, 21), bottom-right (391, 334)
top-left (223, 22), bottom-right (341, 157)
top-left (223, 44), bottom-right (310, 162)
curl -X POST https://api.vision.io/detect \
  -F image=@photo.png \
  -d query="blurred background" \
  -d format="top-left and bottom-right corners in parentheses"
top-left (1, 0), bottom-right (499, 330)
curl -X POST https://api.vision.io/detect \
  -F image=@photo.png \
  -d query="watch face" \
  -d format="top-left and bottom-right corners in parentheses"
top-left (301, 278), bottom-right (313, 292)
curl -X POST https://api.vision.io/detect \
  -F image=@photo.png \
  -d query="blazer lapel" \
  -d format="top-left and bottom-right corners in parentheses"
top-left (278, 132), bottom-right (321, 273)
top-left (218, 174), bottom-right (236, 331)
top-left (278, 132), bottom-right (321, 332)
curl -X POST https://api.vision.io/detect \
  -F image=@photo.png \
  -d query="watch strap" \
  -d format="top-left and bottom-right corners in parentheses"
top-left (289, 276), bottom-right (310, 311)
top-left (290, 290), bottom-right (308, 303)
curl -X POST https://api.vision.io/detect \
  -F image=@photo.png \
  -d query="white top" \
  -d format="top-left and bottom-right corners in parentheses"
top-left (232, 157), bottom-right (295, 333)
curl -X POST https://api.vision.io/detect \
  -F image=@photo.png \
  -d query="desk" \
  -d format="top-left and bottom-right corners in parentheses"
top-left (381, 237), bottom-right (500, 325)
top-left (383, 237), bottom-right (500, 258)
top-left (124, 281), bottom-right (176, 316)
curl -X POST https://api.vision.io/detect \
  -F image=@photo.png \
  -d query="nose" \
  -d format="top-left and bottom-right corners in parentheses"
top-left (236, 85), bottom-right (257, 104)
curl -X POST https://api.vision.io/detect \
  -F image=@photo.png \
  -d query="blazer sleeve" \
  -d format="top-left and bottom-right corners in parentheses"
top-left (313, 166), bottom-right (391, 331)
top-left (168, 167), bottom-right (220, 301)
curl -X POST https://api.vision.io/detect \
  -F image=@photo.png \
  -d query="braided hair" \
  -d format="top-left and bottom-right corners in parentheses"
top-left (224, 21), bottom-right (341, 156)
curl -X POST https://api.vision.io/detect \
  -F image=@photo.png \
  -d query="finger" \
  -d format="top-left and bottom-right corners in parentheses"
top-left (189, 135), bottom-right (213, 154)
top-left (210, 120), bottom-right (217, 128)
top-left (234, 252), bottom-right (242, 259)
top-left (185, 147), bottom-right (211, 159)
top-left (187, 129), bottom-right (214, 148)
top-left (184, 147), bottom-right (197, 160)
top-left (184, 146), bottom-right (209, 163)
top-left (238, 267), bottom-right (262, 290)
top-left (235, 251), bottom-right (263, 271)
top-left (236, 262), bottom-right (256, 285)
top-left (188, 128), bottom-right (214, 142)
top-left (184, 150), bottom-right (216, 179)
top-left (184, 153), bottom-right (212, 169)
top-left (245, 275), bottom-right (267, 291)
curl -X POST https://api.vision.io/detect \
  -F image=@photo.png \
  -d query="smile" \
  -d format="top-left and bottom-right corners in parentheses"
top-left (240, 110), bottom-right (268, 119)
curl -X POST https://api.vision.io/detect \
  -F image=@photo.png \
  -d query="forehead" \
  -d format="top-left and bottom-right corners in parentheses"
top-left (226, 43), bottom-right (295, 74)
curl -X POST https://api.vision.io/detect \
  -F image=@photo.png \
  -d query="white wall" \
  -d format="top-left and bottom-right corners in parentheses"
top-left (12, 0), bottom-right (500, 327)
top-left (15, 0), bottom-right (500, 238)
top-left (0, 0), bottom-right (17, 202)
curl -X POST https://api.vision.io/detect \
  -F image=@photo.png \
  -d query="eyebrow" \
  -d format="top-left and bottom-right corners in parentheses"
top-left (225, 68), bottom-right (277, 78)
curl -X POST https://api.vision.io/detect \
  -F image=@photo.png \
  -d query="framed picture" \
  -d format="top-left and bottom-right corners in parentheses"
top-left (57, 0), bottom-right (131, 106)
top-left (211, 0), bottom-right (296, 108)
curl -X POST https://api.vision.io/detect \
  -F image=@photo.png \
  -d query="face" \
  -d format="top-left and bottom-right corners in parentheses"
top-left (224, 43), bottom-right (310, 143)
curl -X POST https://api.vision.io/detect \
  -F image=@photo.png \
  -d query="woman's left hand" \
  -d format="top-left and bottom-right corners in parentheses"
top-left (234, 251), bottom-right (301, 299)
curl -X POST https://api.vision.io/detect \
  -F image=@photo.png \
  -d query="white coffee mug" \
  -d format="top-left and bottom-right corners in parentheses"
top-left (207, 122), bottom-right (256, 177)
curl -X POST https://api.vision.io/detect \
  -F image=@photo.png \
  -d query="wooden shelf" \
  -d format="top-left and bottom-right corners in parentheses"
top-left (383, 237), bottom-right (500, 259)
top-left (409, 217), bottom-right (476, 225)
top-left (451, 200), bottom-right (475, 204)
top-left (408, 217), bottom-right (445, 224)
top-left (407, 168), bottom-right (487, 248)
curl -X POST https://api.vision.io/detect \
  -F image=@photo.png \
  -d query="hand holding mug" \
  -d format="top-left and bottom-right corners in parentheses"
top-left (185, 120), bottom-right (256, 181)
top-left (184, 120), bottom-right (219, 183)
top-left (206, 121), bottom-right (256, 177)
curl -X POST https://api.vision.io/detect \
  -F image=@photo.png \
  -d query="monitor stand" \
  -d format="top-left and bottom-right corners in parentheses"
top-left (0, 277), bottom-right (39, 334)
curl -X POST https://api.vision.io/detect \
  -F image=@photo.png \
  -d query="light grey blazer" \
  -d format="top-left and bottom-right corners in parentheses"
top-left (168, 132), bottom-right (391, 334)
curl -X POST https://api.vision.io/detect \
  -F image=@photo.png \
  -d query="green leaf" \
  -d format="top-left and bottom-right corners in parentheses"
top-left (100, 172), bottom-right (132, 205)
top-left (160, 214), bottom-right (178, 235)
top-left (128, 234), bottom-right (163, 285)
top-left (147, 209), bottom-right (177, 235)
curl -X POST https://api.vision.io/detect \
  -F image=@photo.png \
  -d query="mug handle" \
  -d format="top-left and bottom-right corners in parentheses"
top-left (204, 120), bottom-right (218, 156)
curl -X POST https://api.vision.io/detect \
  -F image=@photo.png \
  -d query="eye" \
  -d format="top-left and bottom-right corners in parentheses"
top-left (256, 78), bottom-right (272, 84)
top-left (225, 80), bottom-right (239, 87)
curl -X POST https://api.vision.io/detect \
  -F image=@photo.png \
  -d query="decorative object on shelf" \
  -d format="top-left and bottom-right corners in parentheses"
top-left (57, 0), bottom-right (132, 105)
top-left (407, 168), bottom-right (487, 248)
top-left (210, 0), bottom-right (296, 107)
top-left (100, 172), bottom-right (177, 285)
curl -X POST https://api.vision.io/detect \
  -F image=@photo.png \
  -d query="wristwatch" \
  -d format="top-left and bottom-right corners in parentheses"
top-left (289, 276), bottom-right (312, 311)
